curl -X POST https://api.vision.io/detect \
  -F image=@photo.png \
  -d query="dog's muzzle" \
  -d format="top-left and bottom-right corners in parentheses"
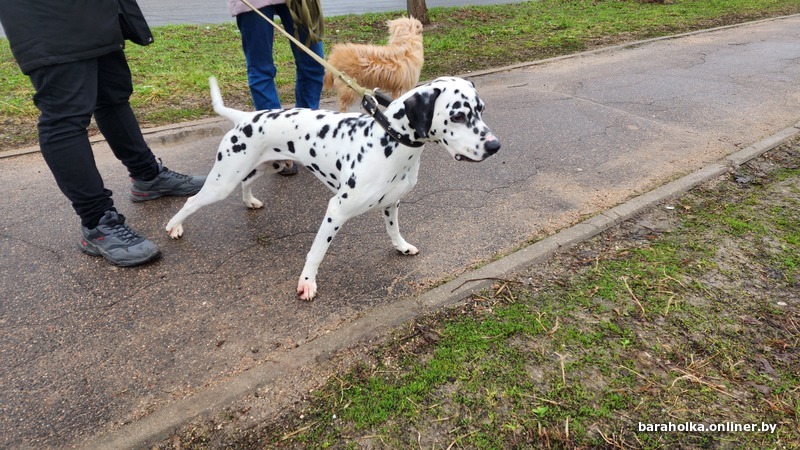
top-left (454, 138), bottom-right (501, 162)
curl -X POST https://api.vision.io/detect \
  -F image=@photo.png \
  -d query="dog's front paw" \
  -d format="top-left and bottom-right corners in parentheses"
top-left (398, 243), bottom-right (419, 255)
top-left (166, 224), bottom-right (184, 239)
top-left (244, 197), bottom-right (264, 209)
top-left (297, 279), bottom-right (318, 301)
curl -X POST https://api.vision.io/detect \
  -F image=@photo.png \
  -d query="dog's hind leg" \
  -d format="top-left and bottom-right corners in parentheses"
top-left (241, 161), bottom-right (290, 209)
top-left (383, 201), bottom-right (418, 255)
top-left (166, 176), bottom-right (242, 239)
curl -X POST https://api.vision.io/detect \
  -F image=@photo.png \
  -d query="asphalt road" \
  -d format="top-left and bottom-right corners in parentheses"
top-left (1, 15), bottom-right (799, 449)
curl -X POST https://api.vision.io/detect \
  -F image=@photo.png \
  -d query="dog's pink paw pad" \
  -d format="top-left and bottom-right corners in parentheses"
top-left (167, 225), bottom-right (184, 239)
top-left (297, 280), bottom-right (318, 301)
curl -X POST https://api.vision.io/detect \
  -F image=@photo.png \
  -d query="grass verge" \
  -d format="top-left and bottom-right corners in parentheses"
top-left (158, 144), bottom-right (799, 447)
top-left (2, 0), bottom-right (800, 150)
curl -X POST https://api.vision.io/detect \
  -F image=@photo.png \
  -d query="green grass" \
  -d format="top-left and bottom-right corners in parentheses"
top-left (3, 0), bottom-right (800, 149)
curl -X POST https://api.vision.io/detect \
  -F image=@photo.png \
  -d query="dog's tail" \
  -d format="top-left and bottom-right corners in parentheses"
top-left (322, 70), bottom-right (334, 90)
top-left (209, 76), bottom-right (250, 124)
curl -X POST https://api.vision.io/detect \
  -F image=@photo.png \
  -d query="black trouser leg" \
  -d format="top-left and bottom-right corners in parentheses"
top-left (94, 51), bottom-right (158, 181)
top-left (29, 58), bottom-right (114, 228)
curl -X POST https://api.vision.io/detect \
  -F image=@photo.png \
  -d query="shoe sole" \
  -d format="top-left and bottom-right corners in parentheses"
top-left (130, 189), bottom-right (201, 203)
top-left (78, 240), bottom-right (161, 267)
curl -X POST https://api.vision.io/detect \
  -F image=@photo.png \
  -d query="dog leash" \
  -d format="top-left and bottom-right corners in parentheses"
top-left (238, 0), bottom-right (421, 147)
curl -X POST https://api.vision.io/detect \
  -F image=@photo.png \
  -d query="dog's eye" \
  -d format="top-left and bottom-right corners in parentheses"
top-left (451, 112), bottom-right (467, 123)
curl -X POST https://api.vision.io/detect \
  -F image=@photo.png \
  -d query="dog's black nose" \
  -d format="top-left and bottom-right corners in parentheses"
top-left (484, 139), bottom-right (501, 155)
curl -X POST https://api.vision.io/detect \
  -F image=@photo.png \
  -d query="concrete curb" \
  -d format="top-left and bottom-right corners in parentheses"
top-left (79, 111), bottom-right (799, 448)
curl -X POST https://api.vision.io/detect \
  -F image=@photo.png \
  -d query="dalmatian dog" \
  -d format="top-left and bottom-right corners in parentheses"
top-left (166, 76), bottom-right (500, 300)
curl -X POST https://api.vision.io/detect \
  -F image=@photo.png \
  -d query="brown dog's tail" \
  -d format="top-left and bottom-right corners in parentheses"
top-left (323, 70), bottom-right (334, 90)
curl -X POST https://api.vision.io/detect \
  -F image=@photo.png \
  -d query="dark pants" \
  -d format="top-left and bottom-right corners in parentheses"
top-left (28, 50), bottom-right (159, 228)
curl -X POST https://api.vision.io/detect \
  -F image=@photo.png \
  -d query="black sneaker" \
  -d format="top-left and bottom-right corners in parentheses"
top-left (130, 160), bottom-right (206, 202)
top-left (78, 210), bottom-right (160, 266)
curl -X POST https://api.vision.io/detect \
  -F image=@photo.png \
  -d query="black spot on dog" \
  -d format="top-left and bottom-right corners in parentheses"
top-left (273, 147), bottom-right (282, 152)
top-left (327, 181), bottom-right (336, 189)
top-left (384, 147), bottom-right (393, 158)
top-left (217, 152), bottom-right (223, 161)
top-left (243, 169), bottom-right (257, 181)
top-left (393, 108), bottom-right (405, 120)
top-left (342, 193), bottom-right (348, 199)
top-left (242, 124), bottom-right (253, 138)
top-left (357, 153), bottom-right (363, 163)
top-left (305, 133), bottom-right (311, 141)
top-left (347, 176), bottom-right (356, 189)
top-left (310, 148), bottom-right (316, 157)
top-left (336, 159), bottom-right (342, 170)
top-left (316, 114), bottom-right (326, 120)
top-left (453, 101), bottom-right (462, 109)
top-left (327, 236), bottom-right (332, 242)
top-left (287, 141), bottom-right (296, 153)
top-left (305, 165), bottom-right (315, 173)
top-left (384, 209), bottom-right (390, 216)
top-left (380, 136), bottom-right (390, 147)
top-left (232, 143), bottom-right (247, 153)
top-left (327, 217), bottom-right (332, 223)
top-left (252, 112), bottom-right (264, 123)
top-left (318, 124), bottom-right (330, 139)
top-left (231, 135), bottom-right (238, 144)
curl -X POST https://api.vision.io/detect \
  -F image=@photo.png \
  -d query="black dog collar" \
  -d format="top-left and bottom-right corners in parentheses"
top-left (361, 92), bottom-right (425, 148)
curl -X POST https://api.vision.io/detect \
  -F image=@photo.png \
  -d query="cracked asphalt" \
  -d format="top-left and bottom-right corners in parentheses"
top-left (1, 16), bottom-right (799, 449)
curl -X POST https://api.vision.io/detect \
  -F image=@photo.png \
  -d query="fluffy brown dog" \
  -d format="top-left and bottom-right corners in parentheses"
top-left (323, 17), bottom-right (424, 112)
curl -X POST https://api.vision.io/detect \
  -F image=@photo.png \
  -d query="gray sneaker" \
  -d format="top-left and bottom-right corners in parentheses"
top-left (78, 210), bottom-right (160, 266)
top-left (130, 160), bottom-right (206, 202)
top-left (278, 161), bottom-right (299, 176)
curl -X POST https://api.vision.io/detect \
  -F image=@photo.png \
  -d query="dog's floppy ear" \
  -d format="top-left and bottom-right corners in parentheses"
top-left (403, 88), bottom-right (441, 140)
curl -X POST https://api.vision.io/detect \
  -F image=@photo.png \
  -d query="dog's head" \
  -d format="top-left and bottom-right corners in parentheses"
top-left (401, 77), bottom-right (500, 162)
top-left (387, 17), bottom-right (424, 43)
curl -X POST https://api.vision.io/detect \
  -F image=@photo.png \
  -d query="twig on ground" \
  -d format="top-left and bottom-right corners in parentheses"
top-left (620, 276), bottom-right (648, 319)
top-left (281, 421), bottom-right (319, 441)
top-left (450, 277), bottom-right (522, 293)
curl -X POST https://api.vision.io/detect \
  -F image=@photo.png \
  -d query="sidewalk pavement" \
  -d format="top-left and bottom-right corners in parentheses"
top-left (1, 15), bottom-right (799, 449)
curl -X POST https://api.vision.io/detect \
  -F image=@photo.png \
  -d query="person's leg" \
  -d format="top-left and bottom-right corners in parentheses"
top-left (29, 59), bottom-right (115, 229)
top-left (275, 5), bottom-right (325, 109)
top-left (93, 50), bottom-right (205, 201)
top-left (94, 50), bottom-right (159, 181)
top-left (236, 7), bottom-right (282, 110)
top-left (29, 57), bottom-right (160, 266)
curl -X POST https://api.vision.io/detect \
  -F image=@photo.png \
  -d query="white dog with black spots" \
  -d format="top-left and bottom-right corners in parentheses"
top-left (166, 76), bottom-right (500, 300)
